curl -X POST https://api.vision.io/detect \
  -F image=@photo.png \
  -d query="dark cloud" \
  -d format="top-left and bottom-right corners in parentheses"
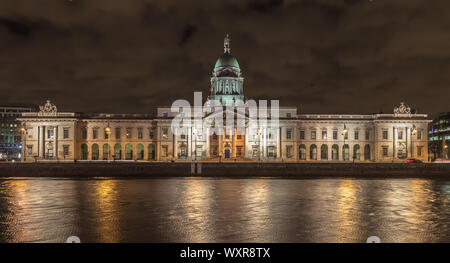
top-left (0, 0), bottom-right (449, 116)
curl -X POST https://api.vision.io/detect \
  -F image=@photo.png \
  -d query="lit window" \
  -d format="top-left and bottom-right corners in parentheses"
top-left (322, 131), bottom-right (327, 140)
top-left (286, 129), bottom-right (292, 139)
top-left (126, 128), bottom-right (132, 139)
top-left (300, 130), bottom-right (305, 140)
top-left (311, 130), bottom-right (316, 140)
top-left (162, 128), bottom-right (168, 139)
top-left (382, 130), bottom-right (388, 140)
top-left (93, 128), bottom-right (98, 139)
top-left (63, 128), bottom-right (69, 139)
top-left (138, 128), bottom-right (143, 139)
top-left (382, 146), bottom-right (388, 157)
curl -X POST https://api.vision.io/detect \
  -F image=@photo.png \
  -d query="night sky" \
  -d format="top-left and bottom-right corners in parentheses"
top-left (0, 0), bottom-right (449, 116)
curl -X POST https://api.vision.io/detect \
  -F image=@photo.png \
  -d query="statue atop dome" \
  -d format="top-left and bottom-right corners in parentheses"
top-left (224, 34), bottom-right (230, 54)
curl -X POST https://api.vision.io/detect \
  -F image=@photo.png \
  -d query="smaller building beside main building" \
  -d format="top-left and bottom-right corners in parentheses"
top-left (17, 35), bottom-right (432, 163)
top-left (0, 105), bottom-right (35, 161)
top-left (428, 112), bottom-right (450, 160)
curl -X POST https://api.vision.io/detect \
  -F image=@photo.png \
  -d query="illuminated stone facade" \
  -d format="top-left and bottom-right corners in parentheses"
top-left (18, 37), bottom-right (431, 163)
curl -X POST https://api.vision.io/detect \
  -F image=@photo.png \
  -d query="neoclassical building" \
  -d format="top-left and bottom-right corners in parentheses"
top-left (18, 36), bottom-right (431, 163)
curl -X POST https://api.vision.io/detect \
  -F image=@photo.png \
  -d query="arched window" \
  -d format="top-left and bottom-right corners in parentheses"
top-left (310, 144), bottom-right (317, 160)
top-left (114, 143), bottom-right (122, 160)
top-left (343, 144), bottom-right (349, 161)
top-left (364, 144), bottom-right (370, 160)
top-left (137, 144), bottom-right (144, 160)
top-left (81, 144), bottom-right (88, 160)
top-left (321, 144), bottom-right (328, 160)
top-left (353, 144), bottom-right (360, 160)
top-left (299, 144), bottom-right (306, 160)
top-left (103, 144), bottom-right (110, 160)
top-left (125, 144), bottom-right (133, 160)
top-left (148, 144), bottom-right (156, 160)
top-left (91, 144), bottom-right (99, 160)
top-left (332, 144), bottom-right (339, 160)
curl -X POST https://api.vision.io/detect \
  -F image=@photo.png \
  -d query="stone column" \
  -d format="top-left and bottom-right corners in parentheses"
top-left (173, 132), bottom-right (177, 160)
top-left (187, 127), bottom-right (191, 158)
top-left (232, 127), bottom-right (236, 158)
top-left (244, 126), bottom-right (249, 158)
top-left (218, 130), bottom-right (223, 158)
top-left (39, 126), bottom-right (45, 158)
top-left (277, 128), bottom-right (281, 160)
top-left (406, 127), bottom-right (410, 158)
top-left (206, 127), bottom-right (210, 158)
top-left (54, 126), bottom-right (58, 159)
top-left (262, 128), bottom-right (266, 159)
top-left (393, 127), bottom-right (397, 161)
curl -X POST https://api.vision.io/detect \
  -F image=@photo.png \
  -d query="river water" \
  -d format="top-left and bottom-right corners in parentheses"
top-left (0, 177), bottom-right (449, 243)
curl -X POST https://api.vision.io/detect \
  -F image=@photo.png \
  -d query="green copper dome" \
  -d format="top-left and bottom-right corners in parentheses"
top-left (214, 53), bottom-right (240, 69)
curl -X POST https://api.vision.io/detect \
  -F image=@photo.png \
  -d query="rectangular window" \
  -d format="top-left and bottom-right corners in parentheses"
top-left (126, 128), bottom-right (132, 139)
top-left (322, 131), bottom-right (327, 140)
top-left (27, 145), bottom-right (33, 155)
top-left (300, 130), bottom-right (305, 140)
top-left (93, 128), bottom-right (98, 139)
top-left (237, 146), bottom-right (243, 156)
top-left (354, 131), bottom-right (359, 140)
top-left (149, 128), bottom-right (154, 139)
top-left (63, 145), bottom-right (70, 156)
top-left (398, 131), bottom-right (403, 140)
top-left (63, 128), bottom-right (69, 139)
top-left (417, 146), bottom-right (422, 156)
top-left (333, 130), bottom-right (337, 140)
top-left (115, 128), bottom-right (121, 139)
top-left (104, 128), bottom-right (110, 139)
top-left (180, 134), bottom-right (186, 139)
top-left (138, 128), bottom-right (143, 139)
top-left (162, 145), bottom-right (168, 157)
top-left (365, 130), bottom-right (370, 140)
top-left (81, 128), bottom-right (87, 139)
top-left (237, 135), bottom-right (242, 139)
top-left (286, 145), bottom-right (293, 158)
top-left (48, 129), bottom-right (54, 139)
top-left (27, 128), bottom-right (33, 139)
top-left (162, 128), bottom-right (168, 139)
top-left (286, 129), bottom-right (292, 139)
top-left (382, 130), bottom-right (388, 140)
top-left (311, 130), bottom-right (316, 140)
top-left (417, 130), bottom-right (422, 140)
top-left (382, 146), bottom-right (388, 157)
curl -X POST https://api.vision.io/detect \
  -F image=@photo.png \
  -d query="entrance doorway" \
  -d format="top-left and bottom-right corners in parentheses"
top-left (224, 149), bottom-right (230, 158)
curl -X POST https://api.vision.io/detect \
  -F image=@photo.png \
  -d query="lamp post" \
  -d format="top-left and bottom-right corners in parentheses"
top-left (342, 124), bottom-right (348, 161)
top-left (193, 128), bottom-right (197, 161)
top-left (257, 128), bottom-right (261, 161)
top-left (444, 144), bottom-right (449, 160)
top-left (411, 125), bottom-right (417, 158)
top-left (105, 126), bottom-right (111, 162)
top-left (20, 127), bottom-right (26, 162)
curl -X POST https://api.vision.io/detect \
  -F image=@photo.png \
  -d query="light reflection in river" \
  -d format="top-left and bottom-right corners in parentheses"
top-left (0, 177), bottom-right (449, 243)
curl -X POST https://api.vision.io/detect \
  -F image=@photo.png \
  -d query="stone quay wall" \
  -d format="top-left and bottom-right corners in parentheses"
top-left (0, 162), bottom-right (450, 178)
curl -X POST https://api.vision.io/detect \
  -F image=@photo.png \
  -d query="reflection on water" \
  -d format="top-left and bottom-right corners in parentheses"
top-left (0, 177), bottom-right (449, 243)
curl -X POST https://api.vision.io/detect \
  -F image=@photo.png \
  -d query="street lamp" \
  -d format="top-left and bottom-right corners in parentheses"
top-left (192, 128), bottom-right (197, 161)
top-left (20, 127), bottom-right (26, 162)
top-left (257, 128), bottom-right (261, 161)
top-left (411, 125), bottom-right (417, 158)
top-left (105, 126), bottom-right (111, 161)
top-left (342, 124), bottom-right (348, 161)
